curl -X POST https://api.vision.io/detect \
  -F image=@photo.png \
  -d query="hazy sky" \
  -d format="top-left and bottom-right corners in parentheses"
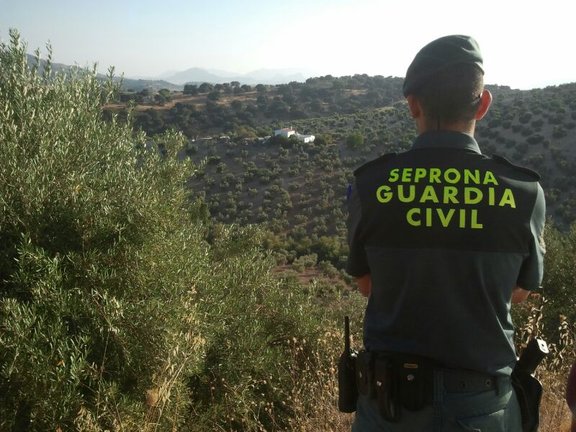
top-left (1, 0), bottom-right (575, 89)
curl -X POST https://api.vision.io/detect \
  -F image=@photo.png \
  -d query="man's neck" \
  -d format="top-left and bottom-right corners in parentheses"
top-left (417, 118), bottom-right (476, 136)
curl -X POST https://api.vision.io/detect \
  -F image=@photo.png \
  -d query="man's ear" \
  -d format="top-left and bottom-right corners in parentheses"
top-left (406, 95), bottom-right (422, 119)
top-left (475, 89), bottom-right (492, 120)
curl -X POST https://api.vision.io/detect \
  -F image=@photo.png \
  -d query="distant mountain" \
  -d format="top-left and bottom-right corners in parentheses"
top-left (160, 67), bottom-right (311, 85)
top-left (162, 68), bottom-right (234, 85)
top-left (24, 54), bottom-right (311, 89)
top-left (25, 54), bottom-right (181, 92)
top-left (26, 54), bottom-right (78, 75)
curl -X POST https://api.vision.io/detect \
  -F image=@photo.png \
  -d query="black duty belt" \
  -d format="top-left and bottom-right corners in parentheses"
top-left (354, 350), bottom-right (504, 422)
top-left (442, 368), bottom-right (499, 393)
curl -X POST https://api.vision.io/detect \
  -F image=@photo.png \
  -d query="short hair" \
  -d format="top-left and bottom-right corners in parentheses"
top-left (412, 63), bottom-right (484, 128)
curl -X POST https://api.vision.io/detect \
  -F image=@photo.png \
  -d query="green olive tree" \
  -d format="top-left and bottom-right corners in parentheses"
top-left (0, 30), bottom-right (206, 431)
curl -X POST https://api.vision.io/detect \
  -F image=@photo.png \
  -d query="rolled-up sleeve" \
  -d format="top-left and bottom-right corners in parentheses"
top-left (346, 180), bottom-right (370, 277)
top-left (517, 183), bottom-right (546, 291)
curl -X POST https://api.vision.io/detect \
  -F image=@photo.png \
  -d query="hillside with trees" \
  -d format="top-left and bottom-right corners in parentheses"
top-left (108, 77), bottom-right (576, 266)
top-left (1, 31), bottom-right (574, 431)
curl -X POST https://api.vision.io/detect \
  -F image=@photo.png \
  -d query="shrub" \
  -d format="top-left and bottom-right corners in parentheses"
top-left (186, 226), bottom-right (338, 431)
top-left (345, 132), bottom-right (365, 149)
top-left (0, 30), bottom-right (205, 431)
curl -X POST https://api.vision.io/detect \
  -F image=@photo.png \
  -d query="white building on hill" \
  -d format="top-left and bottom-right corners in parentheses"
top-left (296, 133), bottom-right (315, 143)
top-left (274, 127), bottom-right (315, 143)
top-left (274, 128), bottom-right (296, 138)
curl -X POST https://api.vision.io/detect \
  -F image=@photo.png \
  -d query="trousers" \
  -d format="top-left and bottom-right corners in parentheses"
top-left (352, 369), bottom-right (522, 432)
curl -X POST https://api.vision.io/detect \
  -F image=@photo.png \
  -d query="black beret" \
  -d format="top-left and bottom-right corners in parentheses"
top-left (403, 35), bottom-right (484, 97)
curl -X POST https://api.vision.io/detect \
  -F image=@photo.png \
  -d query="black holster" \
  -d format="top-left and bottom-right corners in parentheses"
top-left (511, 369), bottom-right (543, 432)
top-left (512, 338), bottom-right (548, 432)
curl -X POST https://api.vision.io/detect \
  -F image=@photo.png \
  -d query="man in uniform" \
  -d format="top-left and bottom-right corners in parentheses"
top-left (346, 35), bottom-right (546, 431)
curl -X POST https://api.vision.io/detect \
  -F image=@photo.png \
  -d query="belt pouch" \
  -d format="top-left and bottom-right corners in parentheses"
top-left (374, 357), bottom-right (401, 422)
top-left (396, 358), bottom-right (431, 411)
top-left (355, 351), bottom-right (372, 396)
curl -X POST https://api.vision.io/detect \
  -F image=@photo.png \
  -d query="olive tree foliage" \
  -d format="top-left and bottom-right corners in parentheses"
top-left (540, 223), bottom-right (576, 340)
top-left (0, 30), bottom-right (207, 431)
top-left (513, 221), bottom-right (576, 362)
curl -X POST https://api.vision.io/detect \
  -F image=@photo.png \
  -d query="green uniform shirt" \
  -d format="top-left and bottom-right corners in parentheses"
top-left (346, 131), bottom-right (545, 376)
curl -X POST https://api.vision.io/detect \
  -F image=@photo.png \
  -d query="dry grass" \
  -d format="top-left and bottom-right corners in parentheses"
top-left (534, 353), bottom-right (574, 431)
top-left (287, 331), bottom-right (355, 432)
top-left (540, 380), bottom-right (572, 432)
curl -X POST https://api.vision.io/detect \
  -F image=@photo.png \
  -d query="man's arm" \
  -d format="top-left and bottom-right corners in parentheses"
top-left (516, 183), bottom-right (546, 298)
top-left (356, 274), bottom-right (371, 297)
top-left (511, 286), bottom-right (531, 303)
